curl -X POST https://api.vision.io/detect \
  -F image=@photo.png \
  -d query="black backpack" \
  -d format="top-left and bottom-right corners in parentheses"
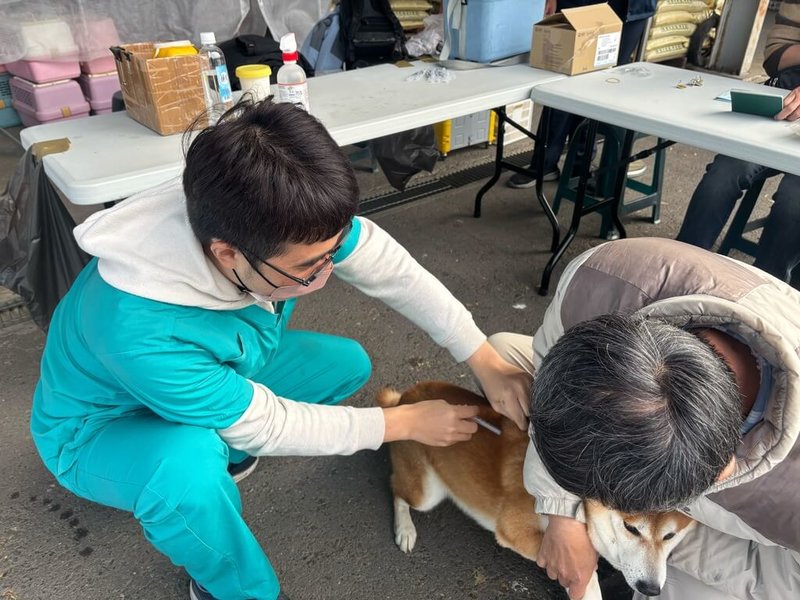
top-left (339, 0), bottom-right (407, 69)
top-left (218, 34), bottom-right (316, 89)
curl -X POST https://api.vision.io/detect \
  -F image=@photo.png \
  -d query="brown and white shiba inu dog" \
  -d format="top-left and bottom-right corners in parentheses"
top-left (377, 382), bottom-right (696, 599)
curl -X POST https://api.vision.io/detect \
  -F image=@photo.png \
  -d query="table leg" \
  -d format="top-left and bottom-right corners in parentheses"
top-left (609, 129), bottom-right (635, 240)
top-left (474, 107), bottom-right (507, 218)
top-left (534, 106), bottom-right (560, 253)
top-left (538, 118), bottom-right (599, 296)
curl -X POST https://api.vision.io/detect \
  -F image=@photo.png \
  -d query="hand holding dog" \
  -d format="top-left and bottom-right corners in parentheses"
top-left (537, 515), bottom-right (599, 600)
top-left (384, 400), bottom-right (480, 446)
top-left (466, 341), bottom-right (532, 430)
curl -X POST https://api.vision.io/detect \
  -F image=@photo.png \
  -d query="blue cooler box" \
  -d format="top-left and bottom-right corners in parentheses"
top-left (443, 0), bottom-right (546, 63)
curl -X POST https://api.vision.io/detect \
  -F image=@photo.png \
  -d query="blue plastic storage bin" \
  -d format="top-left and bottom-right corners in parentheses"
top-left (443, 0), bottom-right (546, 63)
top-left (0, 73), bottom-right (21, 127)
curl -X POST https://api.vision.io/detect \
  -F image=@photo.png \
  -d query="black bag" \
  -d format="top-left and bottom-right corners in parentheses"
top-left (218, 35), bottom-right (315, 89)
top-left (0, 151), bottom-right (91, 331)
top-left (340, 0), bottom-right (407, 69)
top-left (372, 126), bottom-right (438, 191)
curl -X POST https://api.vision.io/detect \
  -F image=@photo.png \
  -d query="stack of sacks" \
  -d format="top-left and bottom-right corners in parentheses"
top-left (390, 0), bottom-right (434, 31)
top-left (645, 0), bottom-right (718, 63)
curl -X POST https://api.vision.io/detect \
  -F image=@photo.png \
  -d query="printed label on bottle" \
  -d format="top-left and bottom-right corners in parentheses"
top-left (278, 83), bottom-right (310, 112)
top-left (216, 64), bottom-right (233, 103)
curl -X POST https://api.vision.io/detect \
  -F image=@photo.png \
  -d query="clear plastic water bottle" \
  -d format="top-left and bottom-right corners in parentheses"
top-left (277, 33), bottom-right (310, 112)
top-left (199, 31), bottom-right (233, 122)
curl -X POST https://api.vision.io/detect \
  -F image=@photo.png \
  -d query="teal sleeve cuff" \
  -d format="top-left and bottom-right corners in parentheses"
top-left (333, 216), bottom-right (362, 264)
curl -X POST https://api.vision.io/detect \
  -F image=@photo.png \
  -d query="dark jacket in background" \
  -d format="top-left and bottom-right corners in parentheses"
top-left (557, 0), bottom-right (657, 22)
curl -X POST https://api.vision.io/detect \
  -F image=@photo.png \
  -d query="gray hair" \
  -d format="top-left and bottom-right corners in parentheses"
top-left (530, 314), bottom-right (742, 513)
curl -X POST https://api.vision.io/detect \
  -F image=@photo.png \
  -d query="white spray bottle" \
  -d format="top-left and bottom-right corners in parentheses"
top-left (277, 32), bottom-right (310, 112)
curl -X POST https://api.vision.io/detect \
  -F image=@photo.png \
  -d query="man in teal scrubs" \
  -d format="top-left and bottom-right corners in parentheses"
top-left (31, 100), bottom-right (532, 600)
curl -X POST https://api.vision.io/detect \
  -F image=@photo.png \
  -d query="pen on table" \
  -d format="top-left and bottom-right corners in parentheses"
top-left (472, 416), bottom-right (501, 436)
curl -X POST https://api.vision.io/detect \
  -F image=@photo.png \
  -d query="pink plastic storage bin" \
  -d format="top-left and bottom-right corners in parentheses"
top-left (11, 77), bottom-right (90, 126)
top-left (76, 18), bottom-right (122, 74)
top-left (8, 20), bottom-right (81, 84)
top-left (80, 55), bottom-right (117, 75)
top-left (6, 59), bottom-right (81, 84)
top-left (78, 71), bottom-right (120, 115)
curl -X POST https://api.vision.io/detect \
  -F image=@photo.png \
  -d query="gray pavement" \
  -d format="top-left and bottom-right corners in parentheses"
top-left (0, 57), bottom-right (780, 600)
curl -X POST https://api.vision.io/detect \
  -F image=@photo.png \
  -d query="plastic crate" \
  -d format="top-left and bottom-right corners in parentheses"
top-left (0, 73), bottom-right (12, 105)
top-left (7, 20), bottom-right (81, 84)
top-left (0, 106), bottom-right (22, 128)
top-left (11, 77), bottom-right (90, 126)
top-left (6, 59), bottom-right (81, 84)
top-left (434, 110), bottom-right (493, 156)
top-left (77, 18), bottom-right (121, 74)
top-left (501, 99), bottom-right (534, 146)
top-left (77, 71), bottom-right (120, 115)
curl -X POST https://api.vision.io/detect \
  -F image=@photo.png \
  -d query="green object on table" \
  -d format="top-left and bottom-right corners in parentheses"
top-left (730, 89), bottom-right (784, 118)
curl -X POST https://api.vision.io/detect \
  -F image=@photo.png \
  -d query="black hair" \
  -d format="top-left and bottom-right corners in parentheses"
top-left (183, 98), bottom-right (359, 259)
top-left (530, 314), bottom-right (742, 512)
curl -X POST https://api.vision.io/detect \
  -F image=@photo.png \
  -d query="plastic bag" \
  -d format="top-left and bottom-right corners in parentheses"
top-left (405, 14), bottom-right (444, 58)
top-left (0, 151), bottom-right (90, 331)
top-left (405, 66), bottom-right (455, 83)
top-left (371, 126), bottom-right (439, 191)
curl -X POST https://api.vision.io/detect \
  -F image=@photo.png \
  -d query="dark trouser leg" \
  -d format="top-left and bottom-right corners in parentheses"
top-left (754, 173), bottom-right (800, 282)
top-left (677, 155), bottom-right (774, 250)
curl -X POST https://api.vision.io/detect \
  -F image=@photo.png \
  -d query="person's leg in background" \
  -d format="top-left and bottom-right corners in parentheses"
top-left (677, 155), bottom-right (775, 250)
top-left (753, 173), bottom-right (800, 283)
top-left (618, 18), bottom-right (648, 64)
top-left (60, 329), bottom-right (371, 600)
top-left (507, 109), bottom-right (580, 188)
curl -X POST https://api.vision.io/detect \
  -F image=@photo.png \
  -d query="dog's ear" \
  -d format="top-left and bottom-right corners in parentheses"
top-left (376, 388), bottom-right (402, 408)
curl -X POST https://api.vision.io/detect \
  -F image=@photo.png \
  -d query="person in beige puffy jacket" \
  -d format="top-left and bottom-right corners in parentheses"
top-left (490, 238), bottom-right (800, 599)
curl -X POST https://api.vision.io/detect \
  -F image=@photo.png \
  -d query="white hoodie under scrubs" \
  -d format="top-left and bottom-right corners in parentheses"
top-left (29, 177), bottom-right (487, 600)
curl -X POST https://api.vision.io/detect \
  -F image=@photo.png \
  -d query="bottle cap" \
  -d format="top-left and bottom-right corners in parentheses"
top-left (280, 33), bottom-right (299, 62)
top-left (200, 32), bottom-right (216, 46)
top-left (235, 64), bottom-right (272, 79)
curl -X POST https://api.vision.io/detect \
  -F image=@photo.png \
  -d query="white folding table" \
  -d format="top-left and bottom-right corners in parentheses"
top-left (19, 61), bottom-right (565, 206)
top-left (520, 61), bottom-right (800, 294)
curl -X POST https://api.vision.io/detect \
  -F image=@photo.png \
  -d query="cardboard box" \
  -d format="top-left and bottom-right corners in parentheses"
top-left (530, 3), bottom-right (622, 75)
top-left (111, 43), bottom-right (207, 135)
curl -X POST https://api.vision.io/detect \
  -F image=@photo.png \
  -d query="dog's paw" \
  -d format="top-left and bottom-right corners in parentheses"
top-left (394, 521), bottom-right (418, 553)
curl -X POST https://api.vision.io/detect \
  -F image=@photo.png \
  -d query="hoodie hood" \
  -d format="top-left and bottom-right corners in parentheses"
top-left (74, 178), bottom-right (257, 310)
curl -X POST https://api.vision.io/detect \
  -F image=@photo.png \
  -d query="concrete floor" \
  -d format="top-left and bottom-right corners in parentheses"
top-left (0, 21), bottom-right (782, 600)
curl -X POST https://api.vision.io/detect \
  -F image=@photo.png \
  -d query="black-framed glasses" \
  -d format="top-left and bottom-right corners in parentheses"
top-left (241, 222), bottom-right (352, 288)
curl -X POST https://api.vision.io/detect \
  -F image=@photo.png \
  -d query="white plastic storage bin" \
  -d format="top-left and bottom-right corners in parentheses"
top-left (443, 0), bottom-right (546, 63)
top-left (501, 99), bottom-right (534, 146)
top-left (11, 77), bottom-right (90, 126)
top-left (78, 71), bottom-right (120, 114)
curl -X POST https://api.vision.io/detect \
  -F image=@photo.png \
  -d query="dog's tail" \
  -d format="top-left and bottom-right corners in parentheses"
top-left (376, 387), bottom-right (402, 408)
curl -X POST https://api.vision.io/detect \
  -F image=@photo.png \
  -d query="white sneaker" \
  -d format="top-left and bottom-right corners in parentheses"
top-left (627, 160), bottom-right (647, 178)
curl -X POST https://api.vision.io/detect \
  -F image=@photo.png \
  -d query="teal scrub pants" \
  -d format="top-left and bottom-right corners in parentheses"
top-left (58, 329), bottom-right (372, 600)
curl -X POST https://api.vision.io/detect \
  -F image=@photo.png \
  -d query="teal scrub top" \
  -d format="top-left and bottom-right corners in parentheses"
top-left (31, 218), bottom-right (362, 478)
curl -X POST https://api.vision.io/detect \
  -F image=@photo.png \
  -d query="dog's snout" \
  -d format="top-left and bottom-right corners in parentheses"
top-left (634, 581), bottom-right (662, 597)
